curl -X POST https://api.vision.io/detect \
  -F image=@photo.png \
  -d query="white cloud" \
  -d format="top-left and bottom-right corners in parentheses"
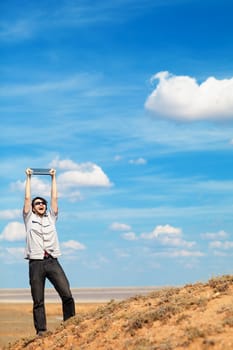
top-left (0, 222), bottom-right (26, 241)
top-left (57, 167), bottom-right (110, 188)
top-left (0, 209), bottom-right (21, 220)
top-left (110, 222), bottom-right (132, 231)
top-left (129, 158), bottom-right (147, 165)
top-left (140, 224), bottom-right (196, 249)
top-left (55, 160), bottom-right (112, 188)
top-left (12, 177), bottom-right (51, 197)
top-left (202, 230), bottom-right (233, 252)
top-left (50, 158), bottom-right (81, 170)
top-left (141, 224), bottom-right (182, 239)
top-left (61, 240), bottom-right (86, 250)
top-left (145, 71), bottom-right (233, 121)
top-left (121, 232), bottom-right (138, 241)
top-left (154, 224), bottom-right (182, 236)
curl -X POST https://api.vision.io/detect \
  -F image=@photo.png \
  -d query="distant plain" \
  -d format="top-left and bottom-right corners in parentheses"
top-left (0, 286), bottom-right (156, 348)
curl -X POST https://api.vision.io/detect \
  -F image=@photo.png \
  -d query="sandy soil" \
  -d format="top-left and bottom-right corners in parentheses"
top-left (0, 302), bottom-right (104, 349)
top-left (2, 275), bottom-right (233, 350)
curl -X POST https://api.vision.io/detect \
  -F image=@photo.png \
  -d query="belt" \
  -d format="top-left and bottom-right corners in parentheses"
top-left (44, 251), bottom-right (52, 259)
top-left (29, 255), bottom-right (56, 262)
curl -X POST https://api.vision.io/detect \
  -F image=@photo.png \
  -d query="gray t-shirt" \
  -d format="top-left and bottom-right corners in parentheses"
top-left (23, 208), bottom-right (61, 260)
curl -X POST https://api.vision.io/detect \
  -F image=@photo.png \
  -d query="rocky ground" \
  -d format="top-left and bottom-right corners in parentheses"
top-left (4, 275), bottom-right (233, 350)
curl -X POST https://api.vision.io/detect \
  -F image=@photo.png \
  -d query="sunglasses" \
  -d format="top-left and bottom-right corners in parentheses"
top-left (34, 201), bottom-right (46, 206)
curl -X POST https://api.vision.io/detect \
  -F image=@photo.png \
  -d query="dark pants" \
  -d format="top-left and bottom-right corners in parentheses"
top-left (29, 256), bottom-right (75, 333)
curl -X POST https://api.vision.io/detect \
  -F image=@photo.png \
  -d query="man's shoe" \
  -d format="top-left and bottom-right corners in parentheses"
top-left (37, 330), bottom-right (49, 337)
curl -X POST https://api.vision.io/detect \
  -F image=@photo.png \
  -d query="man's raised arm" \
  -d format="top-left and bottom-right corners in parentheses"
top-left (50, 168), bottom-right (58, 214)
top-left (23, 168), bottom-right (32, 214)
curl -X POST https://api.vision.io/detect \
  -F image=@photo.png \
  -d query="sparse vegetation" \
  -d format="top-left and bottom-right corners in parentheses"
top-left (4, 275), bottom-right (233, 350)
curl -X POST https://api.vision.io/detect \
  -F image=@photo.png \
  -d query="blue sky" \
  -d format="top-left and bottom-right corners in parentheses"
top-left (1, 0), bottom-right (233, 289)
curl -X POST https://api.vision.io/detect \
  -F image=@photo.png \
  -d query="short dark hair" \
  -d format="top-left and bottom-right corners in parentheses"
top-left (32, 197), bottom-right (48, 211)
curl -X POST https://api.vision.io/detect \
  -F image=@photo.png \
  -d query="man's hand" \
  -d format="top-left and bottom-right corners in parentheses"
top-left (25, 168), bottom-right (33, 176)
top-left (50, 168), bottom-right (56, 177)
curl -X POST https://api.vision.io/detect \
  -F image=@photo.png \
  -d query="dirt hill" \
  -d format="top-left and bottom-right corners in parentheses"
top-left (5, 275), bottom-right (233, 350)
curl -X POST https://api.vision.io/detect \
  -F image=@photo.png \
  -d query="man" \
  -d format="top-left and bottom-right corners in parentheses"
top-left (23, 168), bottom-right (75, 335)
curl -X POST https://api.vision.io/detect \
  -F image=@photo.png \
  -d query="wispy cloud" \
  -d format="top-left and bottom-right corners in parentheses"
top-left (4, 247), bottom-right (25, 263)
top-left (201, 230), bottom-right (228, 240)
top-left (209, 241), bottom-right (233, 250)
top-left (110, 222), bottom-right (137, 240)
top-left (153, 249), bottom-right (204, 258)
top-left (121, 232), bottom-right (138, 241)
top-left (0, 19), bottom-right (35, 41)
top-left (0, 209), bottom-right (21, 220)
top-left (129, 158), bottom-right (147, 165)
top-left (0, 74), bottom-right (98, 97)
top-left (110, 222), bottom-right (132, 231)
top-left (0, 0), bottom-right (169, 42)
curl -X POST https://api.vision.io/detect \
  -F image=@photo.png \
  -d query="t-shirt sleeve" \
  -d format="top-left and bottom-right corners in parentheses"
top-left (23, 208), bottom-right (32, 224)
top-left (49, 208), bottom-right (58, 221)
